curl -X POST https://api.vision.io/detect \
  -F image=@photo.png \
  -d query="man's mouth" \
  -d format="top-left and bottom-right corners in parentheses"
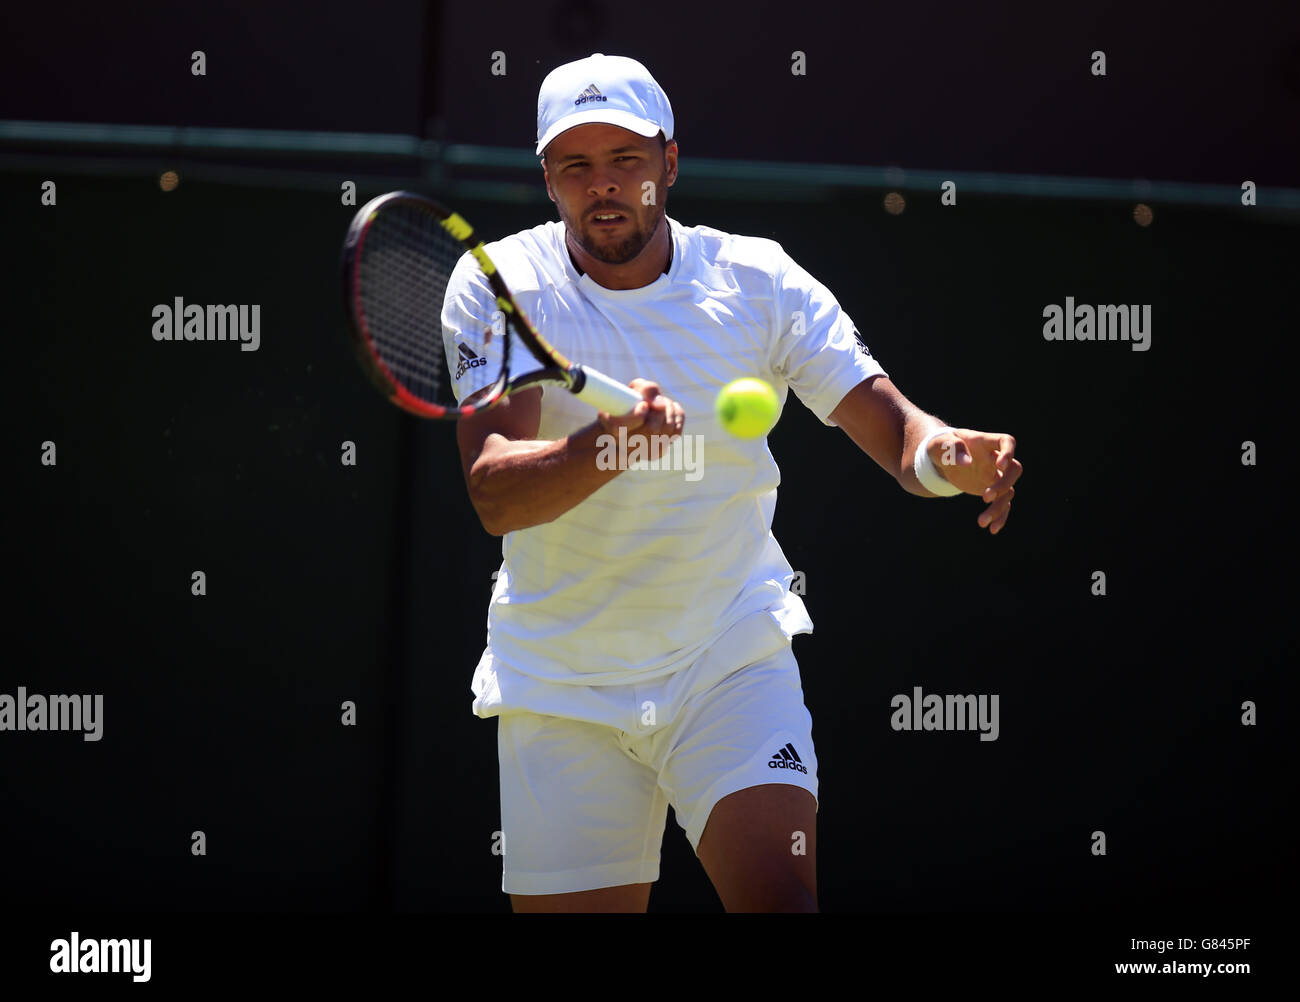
top-left (590, 211), bottom-right (627, 225)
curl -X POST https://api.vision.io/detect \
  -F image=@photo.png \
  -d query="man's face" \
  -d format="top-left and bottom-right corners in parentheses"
top-left (542, 123), bottom-right (677, 265)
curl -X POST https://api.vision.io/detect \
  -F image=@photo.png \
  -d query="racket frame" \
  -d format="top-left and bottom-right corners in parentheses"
top-left (342, 190), bottom-right (598, 419)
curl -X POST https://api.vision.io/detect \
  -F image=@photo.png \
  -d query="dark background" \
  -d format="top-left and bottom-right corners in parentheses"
top-left (2, 0), bottom-right (1295, 929)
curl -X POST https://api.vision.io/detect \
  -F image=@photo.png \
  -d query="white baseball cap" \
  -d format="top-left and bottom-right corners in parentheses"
top-left (535, 53), bottom-right (674, 157)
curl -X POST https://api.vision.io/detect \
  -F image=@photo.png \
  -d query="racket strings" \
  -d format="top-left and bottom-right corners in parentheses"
top-left (357, 204), bottom-right (466, 406)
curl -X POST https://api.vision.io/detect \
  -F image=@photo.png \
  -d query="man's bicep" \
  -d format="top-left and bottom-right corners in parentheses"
top-left (828, 375), bottom-right (914, 482)
top-left (455, 387), bottom-right (543, 485)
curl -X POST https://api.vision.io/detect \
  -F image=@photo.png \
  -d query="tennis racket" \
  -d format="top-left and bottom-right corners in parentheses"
top-left (340, 190), bottom-right (644, 419)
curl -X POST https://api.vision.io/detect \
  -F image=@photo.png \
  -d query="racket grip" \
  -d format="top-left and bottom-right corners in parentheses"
top-left (572, 366), bottom-right (644, 415)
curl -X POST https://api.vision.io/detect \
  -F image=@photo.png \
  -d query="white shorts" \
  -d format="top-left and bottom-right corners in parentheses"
top-left (496, 643), bottom-right (818, 896)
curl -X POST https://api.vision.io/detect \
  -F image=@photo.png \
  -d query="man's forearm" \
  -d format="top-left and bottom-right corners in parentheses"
top-left (468, 420), bottom-right (624, 535)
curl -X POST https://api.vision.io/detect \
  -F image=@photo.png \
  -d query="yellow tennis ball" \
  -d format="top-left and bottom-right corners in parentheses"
top-left (715, 377), bottom-right (779, 439)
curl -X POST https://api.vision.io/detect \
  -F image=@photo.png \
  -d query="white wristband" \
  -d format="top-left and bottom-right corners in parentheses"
top-left (914, 426), bottom-right (964, 496)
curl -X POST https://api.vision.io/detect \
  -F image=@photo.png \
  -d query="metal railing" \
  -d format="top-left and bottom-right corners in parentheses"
top-left (3, 120), bottom-right (1295, 211)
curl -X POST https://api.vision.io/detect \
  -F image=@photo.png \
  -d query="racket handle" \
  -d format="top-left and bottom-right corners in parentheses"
top-left (571, 365), bottom-right (645, 415)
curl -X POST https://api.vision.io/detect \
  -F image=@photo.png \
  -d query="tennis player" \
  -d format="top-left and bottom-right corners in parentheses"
top-left (443, 53), bottom-right (1022, 912)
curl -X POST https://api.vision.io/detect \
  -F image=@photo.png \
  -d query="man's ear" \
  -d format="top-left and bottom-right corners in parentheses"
top-left (541, 158), bottom-right (556, 203)
top-left (664, 141), bottom-right (679, 188)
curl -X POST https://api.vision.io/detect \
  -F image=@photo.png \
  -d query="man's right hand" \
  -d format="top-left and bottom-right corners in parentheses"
top-left (457, 378), bottom-right (687, 536)
top-left (597, 378), bottom-right (686, 461)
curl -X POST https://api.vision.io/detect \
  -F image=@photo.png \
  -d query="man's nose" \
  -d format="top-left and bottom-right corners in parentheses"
top-left (588, 173), bottom-right (619, 196)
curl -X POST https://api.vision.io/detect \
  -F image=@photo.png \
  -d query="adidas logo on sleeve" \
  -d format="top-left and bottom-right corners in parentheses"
top-left (768, 742), bottom-right (808, 774)
top-left (454, 342), bottom-right (487, 379)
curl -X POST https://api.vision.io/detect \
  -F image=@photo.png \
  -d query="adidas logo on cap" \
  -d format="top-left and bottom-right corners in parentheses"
top-left (768, 742), bottom-right (808, 774)
top-left (454, 342), bottom-right (487, 379)
top-left (574, 84), bottom-right (608, 106)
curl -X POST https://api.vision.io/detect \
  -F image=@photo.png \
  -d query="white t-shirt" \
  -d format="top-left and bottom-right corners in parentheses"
top-left (441, 215), bottom-right (887, 720)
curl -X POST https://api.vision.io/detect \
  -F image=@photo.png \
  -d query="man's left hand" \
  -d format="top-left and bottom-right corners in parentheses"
top-left (927, 429), bottom-right (1022, 535)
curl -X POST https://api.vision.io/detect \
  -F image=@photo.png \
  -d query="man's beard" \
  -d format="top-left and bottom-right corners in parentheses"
top-left (573, 178), bottom-right (667, 264)
top-left (579, 222), bottom-right (653, 264)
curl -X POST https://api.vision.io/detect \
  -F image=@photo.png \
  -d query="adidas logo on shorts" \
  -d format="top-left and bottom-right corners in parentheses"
top-left (768, 742), bottom-right (807, 774)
